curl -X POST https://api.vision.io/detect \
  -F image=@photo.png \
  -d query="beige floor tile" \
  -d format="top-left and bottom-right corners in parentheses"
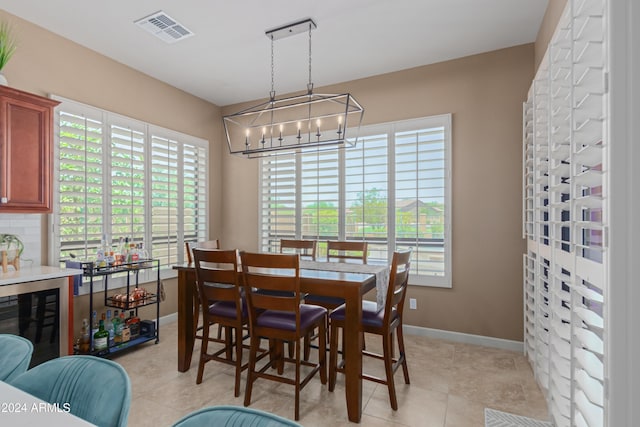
top-left (111, 321), bottom-right (549, 426)
top-left (444, 394), bottom-right (486, 427)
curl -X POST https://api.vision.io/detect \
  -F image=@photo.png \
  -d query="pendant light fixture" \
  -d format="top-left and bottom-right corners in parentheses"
top-left (223, 18), bottom-right (364, 158)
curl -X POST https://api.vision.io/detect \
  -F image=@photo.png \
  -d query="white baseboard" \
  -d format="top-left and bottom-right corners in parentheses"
top-left (403, 324), bottom-right (524, 353)
top-left (159, 312), bottom-right (178, 326)
top-left (157, 312), bottom-right (523, 353)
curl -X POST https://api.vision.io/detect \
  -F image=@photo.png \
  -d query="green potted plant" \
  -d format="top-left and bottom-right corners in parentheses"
top-left (0, 233), bottom-right (24, 258)
top-left (0, 21), bottom-right (17, 85)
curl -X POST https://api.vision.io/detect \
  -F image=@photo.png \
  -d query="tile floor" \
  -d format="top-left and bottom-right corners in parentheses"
top-left (114, 321), bottom-right (549, 427)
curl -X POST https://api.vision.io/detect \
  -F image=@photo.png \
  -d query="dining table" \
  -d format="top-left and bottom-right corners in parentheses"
top-left (173, 258), bottom-right (387, 423)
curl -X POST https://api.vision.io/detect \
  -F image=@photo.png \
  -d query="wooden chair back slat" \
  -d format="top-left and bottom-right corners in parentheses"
top-left (326, 240), bottom-right (368, 264)
top-left (186, 239), bottom-right (220, 265)
top-left (193, 249), bottom-right (241, 307)
top-left (280, 239), bottom-right (317, 260)
top-left (240, 252), bottom-right (301, 314)
top-left (384, 249), bottom-right (412, 322)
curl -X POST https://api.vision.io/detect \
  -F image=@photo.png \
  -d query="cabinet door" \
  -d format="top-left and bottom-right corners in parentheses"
top-left (0, 89), bottom-right (58, 213)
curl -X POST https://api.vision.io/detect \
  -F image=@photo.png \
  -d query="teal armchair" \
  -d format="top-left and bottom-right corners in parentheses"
top-left (0, 334), bottom-right (33, 381)
top-left (172, 405), bottom-right (302, 427)
top-left (9, 355), bottom-right (131, 427)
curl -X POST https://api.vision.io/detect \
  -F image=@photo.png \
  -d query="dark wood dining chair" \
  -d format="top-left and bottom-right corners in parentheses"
top-left (240, 251), bottom-right (327, 421)
top-left (280, 239), bottom-right (317, 260)
top-left (192, 248), bottom-right (249, 397)
top-left (328, 249), bottom-right (412, 411)
top-left (326, 240), bottom-right (368, 264)
top-left (185, 240), bottom-right (220, 342)
top-left (303, 240), bottom-right (369, 359)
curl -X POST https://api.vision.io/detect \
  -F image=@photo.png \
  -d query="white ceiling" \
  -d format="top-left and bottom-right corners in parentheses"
top-left (0, 0), bottom-right (548, 107)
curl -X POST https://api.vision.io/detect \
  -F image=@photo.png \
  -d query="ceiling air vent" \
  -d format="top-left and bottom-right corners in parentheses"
top-left (134, 11), bottom-right (194, 44)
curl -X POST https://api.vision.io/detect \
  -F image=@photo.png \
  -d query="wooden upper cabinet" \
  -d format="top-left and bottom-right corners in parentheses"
top-left (0, 86), bottom-right (60, 213)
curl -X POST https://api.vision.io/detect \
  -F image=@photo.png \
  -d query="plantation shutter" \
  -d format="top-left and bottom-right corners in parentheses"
top-left (183, 142), bottom-right (208, 246)
top-left (260, 153), bottom-right (297, 253)
top-left (344, 133), bottom-right (388, 261)
top-left (258, 115), bottom-right (452, 287)
top-left (57, 108), bottom-right (105, 261)
top-left (570, 0), bottom-right (607, 423)
top-left (394, 120), bottom-right (450, 286)
top-left (523, 1), bottom-right (608, 426)
top-left (150, 134), bottom-right (179, 266)
top-left (300, 148), bottom-right (340, 256)
top-left (54, 96), bottom-right (208, 271)
top-left (110, 121), bottom-right (146, 246)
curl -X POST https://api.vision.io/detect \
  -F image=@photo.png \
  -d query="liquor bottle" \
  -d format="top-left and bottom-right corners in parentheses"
top-left (139, 242), bottom-right (149, 260)
top-left (120, 311), bottom-right (130, 342)
top-left (93, 319), bottom-right (109, 354)
top-left (80, 318), bottom-right (90, 354)
top-left (106, 310), bottom-right (114, 347)
top-left (129, 243), bottom-right (139, 262)
top-left (127, 310), bottom-right (140, 339)
top-left (114, 310), bottom-right (123, 344)
top-left (91, 311), bottom-right (99, 337)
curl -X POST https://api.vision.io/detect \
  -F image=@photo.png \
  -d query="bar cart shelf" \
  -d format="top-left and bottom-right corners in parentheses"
top-left (79, 259), bottom-right (161, 357)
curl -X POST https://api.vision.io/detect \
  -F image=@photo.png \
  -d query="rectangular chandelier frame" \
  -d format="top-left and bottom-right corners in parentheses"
top-left (223, 91), bottom-right (364, 158)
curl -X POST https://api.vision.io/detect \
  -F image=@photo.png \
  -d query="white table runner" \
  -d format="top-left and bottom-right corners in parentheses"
top-left (300, 260), bottom-right (390, 310)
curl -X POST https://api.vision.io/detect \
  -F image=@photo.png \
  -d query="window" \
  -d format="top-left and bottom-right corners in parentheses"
top-left (52, 97), bottom-right (208, 271)
top-left (259, 115), bottom-right (452, 287)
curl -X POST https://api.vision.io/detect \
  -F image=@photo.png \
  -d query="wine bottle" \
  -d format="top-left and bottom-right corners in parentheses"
top-left (93, 319), bottom-right (109, 354)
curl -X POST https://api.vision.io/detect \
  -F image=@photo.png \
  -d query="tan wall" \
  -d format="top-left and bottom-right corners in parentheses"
top-left (534, 0), bottom-right (568, 71)
top-left (222, 44), bottom-right (534, 341)
top-left (3, 8), bottom-right (536, 342)
top-left (0, 11), bottom-right (222, 338)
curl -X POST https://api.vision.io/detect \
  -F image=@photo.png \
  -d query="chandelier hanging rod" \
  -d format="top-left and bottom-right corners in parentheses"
top-left (265, 18), bottom-right (317, 41)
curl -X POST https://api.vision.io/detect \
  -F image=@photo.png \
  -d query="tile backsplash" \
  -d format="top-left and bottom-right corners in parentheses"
top-left (0, 214), bottom-right (42, 267)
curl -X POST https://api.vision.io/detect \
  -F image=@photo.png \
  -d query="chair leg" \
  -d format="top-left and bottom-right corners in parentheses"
top-left (276, 340), bottom-right (285, 374)
top-left (192, 293), bottom-right (200, 342)
top-left (303, 330), bottom-right (312, 361)
top-left (196, 322), bottom-right (209, 384)
top-left (318, 319), bottom-right (327, 384)
top-left (288, 339), bottom-right (295, 359)
top-left (234, 325), bottom-right (243, 397)
top-left (397, 325), bottom-right (410, 384)
top-left (382, 332), bottom-right (398, 411)
top-left (224, 326), bottom-right (232, 360)
top-left (328, 322), bottom-right (339, 391)
top-left (294, 336), bottom-right (301, 421)
top-left (244, 334), bottom-right (260, 407)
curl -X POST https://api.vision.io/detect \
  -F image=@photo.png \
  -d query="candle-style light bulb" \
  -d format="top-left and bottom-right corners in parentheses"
top-left (296, 121), bottom-right (302, 140)
top-left (261, 127), bottom-right (266, 144)
top-left (278, 124), bottom-right (283, 142)
top-left (337, 116), bottom-right (343, 136)
top-left (316, 119), bottom-right (321, 139)
top-left (245, 129), bottom-right (250, 148)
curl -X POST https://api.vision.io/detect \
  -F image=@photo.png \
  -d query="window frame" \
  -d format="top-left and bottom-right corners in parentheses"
top-left (50, 96), bottom-right (209, 284)
top-left (259, 114), bottom-right (452, 288)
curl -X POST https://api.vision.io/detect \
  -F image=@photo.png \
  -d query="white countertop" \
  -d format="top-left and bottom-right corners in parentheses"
top-left (0, 266), bottom-right (83, 287)
top-left (0, 380), bottom-right (95, 426)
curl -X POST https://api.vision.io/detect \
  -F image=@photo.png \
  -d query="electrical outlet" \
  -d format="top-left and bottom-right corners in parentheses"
top-left (409, 298), bottom-right (417, 310)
